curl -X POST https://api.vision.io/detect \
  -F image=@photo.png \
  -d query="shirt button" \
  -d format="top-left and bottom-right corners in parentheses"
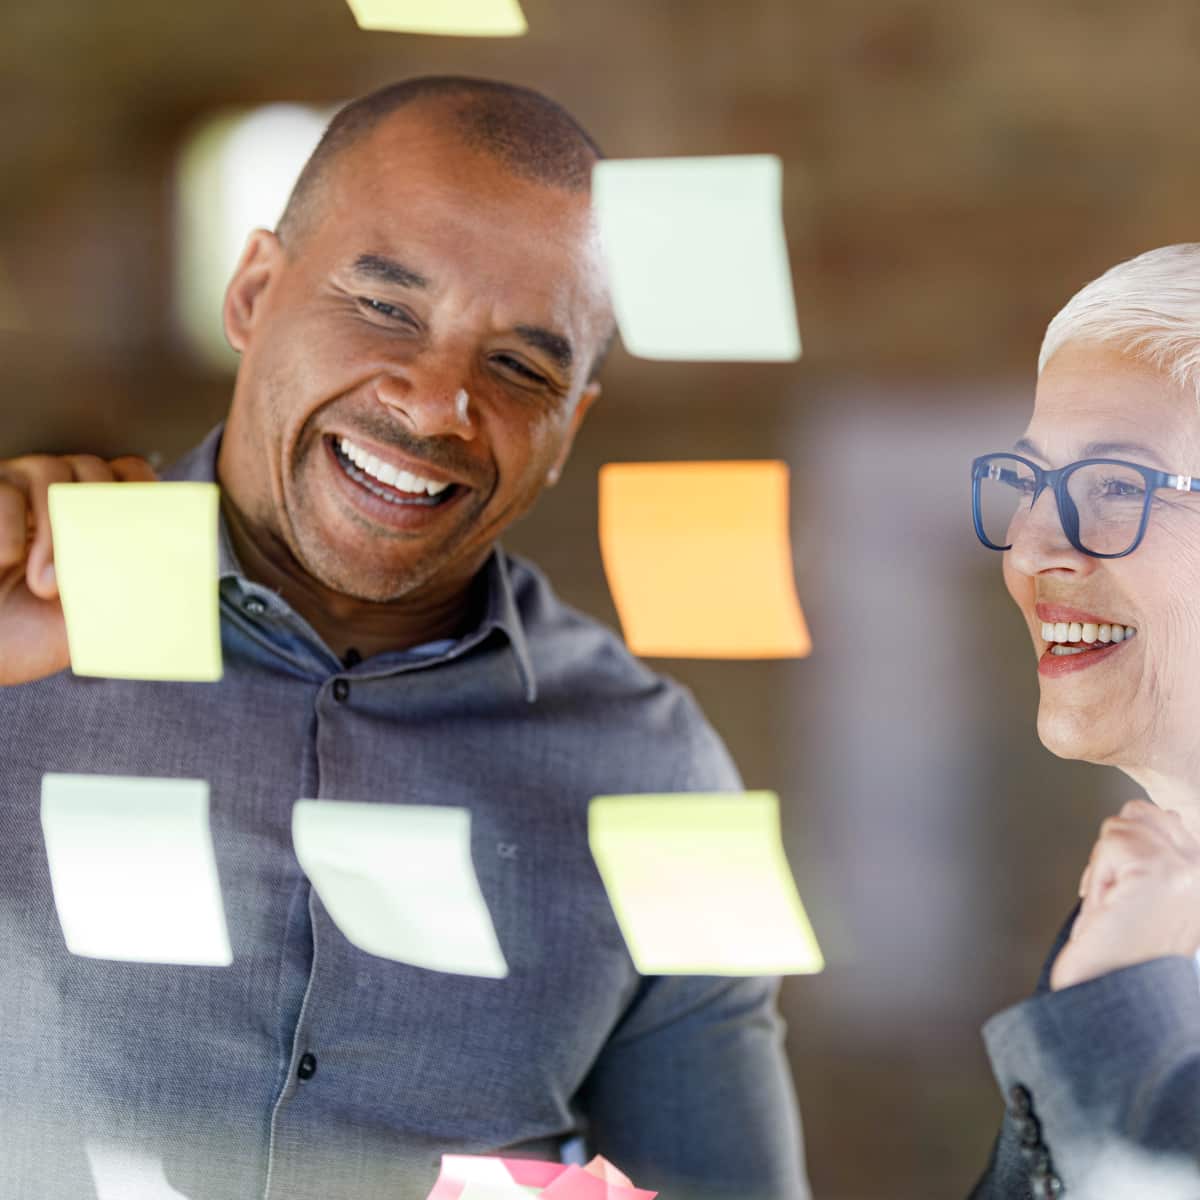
top-left (297, 1053), bottom-right (317, 1081)
top-left (243, 597), bottom-right (267, 617)
top-left (333, 679), bottom-right (350, 703)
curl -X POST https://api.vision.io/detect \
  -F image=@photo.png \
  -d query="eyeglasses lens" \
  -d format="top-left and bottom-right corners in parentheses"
top-left (976, 456), bottom-right (1036, 549)
top-left (1064, 462), bottom-right (1146, 555)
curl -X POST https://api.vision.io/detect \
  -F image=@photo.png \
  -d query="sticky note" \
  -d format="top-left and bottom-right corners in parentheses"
top-left (589, 792), bottom-right (824, 976)
top-left (428, 1155), bottom-right (563, 1199)
top-left (592, 155), bottom-right (801, 361)
top-left (598, 461), bottom-right (811, 659)
top-left (86, 1142), bottom-right (192, 1200)
top-left (541, 1167), bottom-right (656, 1200)
top-left (48, 482), bottom-right (222, 682)
top-left (428, 1157), bottom-right (655, 1200)
top-left (41, 774), bottom-right (232, 966)
top-left (345, 0), bottom-right (527, 36)
top-left (294, 801), bottom-right (508, 978)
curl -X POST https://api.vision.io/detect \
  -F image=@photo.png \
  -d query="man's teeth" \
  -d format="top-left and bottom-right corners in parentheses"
top-left (1040, 619), bottom-right (1137, 655)
top-left (336, 436), bottom-right (450, 496)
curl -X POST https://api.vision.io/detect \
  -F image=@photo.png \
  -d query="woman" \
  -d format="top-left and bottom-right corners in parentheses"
top-left (969, 244), bottom-right (1200, 1199)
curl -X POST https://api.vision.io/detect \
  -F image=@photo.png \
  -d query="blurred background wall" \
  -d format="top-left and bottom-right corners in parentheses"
top-left (4, 0), bottom-right (1197, 1194)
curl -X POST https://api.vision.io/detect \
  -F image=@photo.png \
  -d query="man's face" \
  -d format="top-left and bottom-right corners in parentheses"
top-left (219, 107), bottom-right (610, 604)
top-left (1003, 341), bottom-right (1200, 777)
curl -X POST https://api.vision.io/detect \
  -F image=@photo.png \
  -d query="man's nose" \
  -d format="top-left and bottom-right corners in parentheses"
top-left (372, 357), bottom-right (476, 441)
top-left (1005, 487), bottom-right (1093, 577)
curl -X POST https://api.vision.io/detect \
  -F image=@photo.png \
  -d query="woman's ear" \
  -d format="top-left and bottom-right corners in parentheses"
top-left (223, 229), bottom-right (284, 353)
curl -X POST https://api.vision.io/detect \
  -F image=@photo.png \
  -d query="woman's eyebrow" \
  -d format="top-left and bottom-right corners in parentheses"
top-left (1080, 439), bottom-right (1166, 466)
top-left (1013, 436), bottom-right (1043, 458)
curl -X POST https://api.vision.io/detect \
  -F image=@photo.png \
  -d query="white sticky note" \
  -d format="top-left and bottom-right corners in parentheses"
top-left (41, 774), bottom-right (232, 966)
top-left (86, 1141), bottom-right (193, 1200)
top-left (592, 155), bottom-right (801, 362)
top-left (293, 801), bottom-right (508, 978)
top-left (589, 791), bottom-right (824, 975)
top-left (345, 0), bottom-right (527, 36)
top-left (48, 482), bottom-right (222, 682)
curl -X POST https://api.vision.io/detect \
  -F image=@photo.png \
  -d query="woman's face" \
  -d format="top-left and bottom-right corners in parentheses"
top-left (1004, 340), bottom-right (1200, 779)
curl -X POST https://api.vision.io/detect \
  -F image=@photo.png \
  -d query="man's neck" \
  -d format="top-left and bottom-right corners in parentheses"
top-left (219, 494), bottom-right (481, 663)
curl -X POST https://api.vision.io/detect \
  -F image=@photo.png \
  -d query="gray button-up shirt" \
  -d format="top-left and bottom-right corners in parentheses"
top-left (0, 427), bottom-right (808, 1200)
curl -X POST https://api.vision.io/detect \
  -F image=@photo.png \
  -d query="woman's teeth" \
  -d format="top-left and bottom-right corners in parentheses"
top-left (1040, 620), bottom-right (1137, 656)
top-left (336, 436), bottom-right (449, 496)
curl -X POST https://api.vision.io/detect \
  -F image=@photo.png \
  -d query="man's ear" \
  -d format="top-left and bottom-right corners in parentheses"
top-left (223, 229), bottom-right (284, 353)
top-left (546, 381), bottom-right (602, 486)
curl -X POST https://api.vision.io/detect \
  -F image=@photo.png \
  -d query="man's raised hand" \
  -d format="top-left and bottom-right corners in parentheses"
top-left (0, 453), bottom-right (158, 686)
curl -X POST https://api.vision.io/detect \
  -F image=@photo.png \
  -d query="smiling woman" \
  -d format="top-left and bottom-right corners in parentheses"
top-left (970, 244), bottom-right (1200, 1199)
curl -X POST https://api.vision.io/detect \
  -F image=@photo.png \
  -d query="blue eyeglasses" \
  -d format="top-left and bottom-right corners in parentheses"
top-left (971, 452), bottom-right (1200, 558)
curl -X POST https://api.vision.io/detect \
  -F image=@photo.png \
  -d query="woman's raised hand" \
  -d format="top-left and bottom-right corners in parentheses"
top-left (1051, 798), bottom-right (1200, 990)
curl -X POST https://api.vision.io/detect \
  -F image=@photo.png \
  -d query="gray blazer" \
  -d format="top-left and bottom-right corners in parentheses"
top-left (970, 904), bottom-right (1200, 1198)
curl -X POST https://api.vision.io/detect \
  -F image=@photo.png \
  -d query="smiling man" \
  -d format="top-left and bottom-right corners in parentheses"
top-left (0, 78), bottom-right (809, 1200)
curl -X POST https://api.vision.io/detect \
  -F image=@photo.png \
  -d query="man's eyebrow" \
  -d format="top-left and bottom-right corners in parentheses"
top-left (515, 325), bottom-right (573, 371)
top-left (351, 254), bottom-right (429, 290)
top-left (1013, 436), bottom-right (1043, 459)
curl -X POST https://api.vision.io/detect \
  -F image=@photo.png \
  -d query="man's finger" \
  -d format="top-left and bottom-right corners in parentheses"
top-left (108, 456), bottom-right (159, 483)
top-left (16, 458), bottom-right (75, 599)
top-left (0, 482), bottom-right (30, 569)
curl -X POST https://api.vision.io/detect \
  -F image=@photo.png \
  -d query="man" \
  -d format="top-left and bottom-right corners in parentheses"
top-left (0, 78), bottom-right (808, 1199)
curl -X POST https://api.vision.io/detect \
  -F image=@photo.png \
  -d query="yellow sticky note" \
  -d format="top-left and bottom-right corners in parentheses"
top-left (592, 155), bottom-right (801, 361)
top-left (599, 461), bottom-right (811, 659)
top-left (48, 482), bottom-right (222, 682)
top-left (589, 792), bottom-right (824, 976)
top-left (345, 0), bottom-right (527, 35)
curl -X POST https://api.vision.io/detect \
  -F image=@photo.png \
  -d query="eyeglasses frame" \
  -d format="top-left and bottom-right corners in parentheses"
top-left (971, 452), bottom-right (1200, 559)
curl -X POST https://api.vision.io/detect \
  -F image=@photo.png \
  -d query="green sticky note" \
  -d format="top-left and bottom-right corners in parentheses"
top-left (589, 791), bottom-right (824, 976)
top-left (345, 0), bottom-right (527, 36)
top-left (48, 482), bottom-right (222, 682)
top-left (592, 155), bottom-right (802, 362)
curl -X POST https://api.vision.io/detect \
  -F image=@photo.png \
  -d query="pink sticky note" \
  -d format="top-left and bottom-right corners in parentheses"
top-left (540, 1165), bottom-right (657, 1200)
top-left (427, 1156), bottom-right (567, 1200)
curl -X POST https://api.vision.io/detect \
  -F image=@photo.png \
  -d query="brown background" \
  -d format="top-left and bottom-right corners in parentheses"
top-left (3, 1), bottom-right (1194, 1195)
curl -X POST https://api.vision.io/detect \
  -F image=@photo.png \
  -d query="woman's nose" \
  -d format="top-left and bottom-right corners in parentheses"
top-left (1005, 488), bottom-right (1094, 577)
top-left (373, 360), bottom-right (476, 441)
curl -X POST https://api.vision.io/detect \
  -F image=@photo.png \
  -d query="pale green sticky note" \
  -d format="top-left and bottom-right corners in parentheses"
top-left (592, 155), bottom-right (802, 362)
top-left (294, 801), bottom-right (508, 978)
top-left (48, 482), bottom-right (222, 682)
top-left (40, 773), bottom-right (232, 966)
top-left (345, 0), bottom-right (527, 35)
top-left (589, 791), bottom-right (824, 975)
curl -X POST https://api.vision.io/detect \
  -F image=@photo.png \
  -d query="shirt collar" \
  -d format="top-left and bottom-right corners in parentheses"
top-left (164, 423), bottom-right (538, 702)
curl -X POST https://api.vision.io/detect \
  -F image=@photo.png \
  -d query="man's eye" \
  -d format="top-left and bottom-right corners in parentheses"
top-left (358, 297), bottom-right (418, 327)
top-left (493, 354), bottom-right (549, 386)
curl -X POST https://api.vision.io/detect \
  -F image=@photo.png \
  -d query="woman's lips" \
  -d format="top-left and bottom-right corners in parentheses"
top-left (1037, 637), bottom-right (1130, 679)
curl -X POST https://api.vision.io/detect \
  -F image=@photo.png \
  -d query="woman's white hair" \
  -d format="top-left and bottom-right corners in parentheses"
top-left (1038, 244), bottom-right (1200, 402)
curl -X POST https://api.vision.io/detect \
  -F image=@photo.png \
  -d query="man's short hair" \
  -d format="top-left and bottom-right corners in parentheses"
top-left (276, 75), bottom-right (613, 380)
top-left (1039, 244), bottom-right (1200, 403)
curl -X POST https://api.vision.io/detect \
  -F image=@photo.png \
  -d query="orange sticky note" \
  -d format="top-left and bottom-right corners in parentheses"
top-left (599, 461), bottom-right (811, 659)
